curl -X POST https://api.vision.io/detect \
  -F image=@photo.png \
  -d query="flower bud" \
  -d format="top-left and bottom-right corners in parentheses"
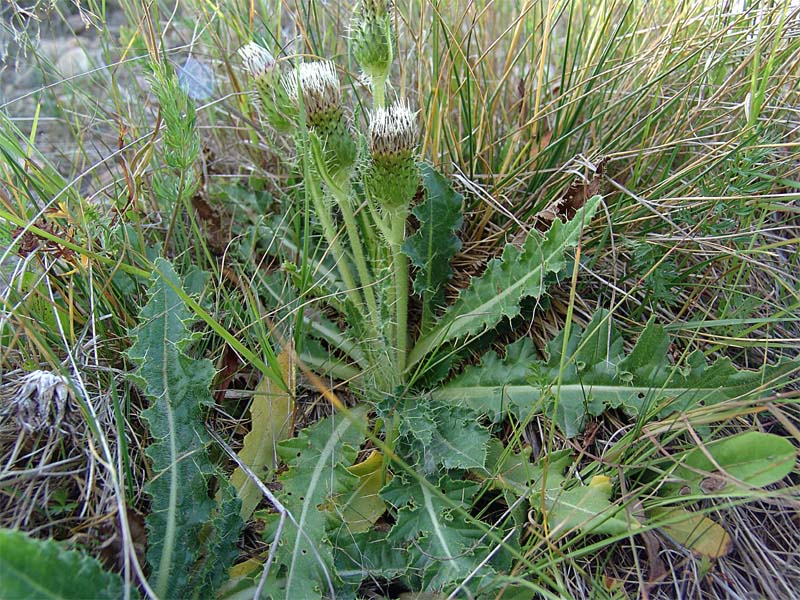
top-left (350, 0), bottom-right (394, 84)
top-left (286, 61), bottom-right (357, 180)
top-left (364, 101), bottom-right (420, 211)
top-left (238, 42), bottom-right (296, 133)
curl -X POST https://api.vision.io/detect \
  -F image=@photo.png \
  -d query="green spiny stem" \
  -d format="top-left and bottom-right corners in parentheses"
top-left (331, 184), bottom-right (381, 331)
top-left (389, 207), bottom-right (409, 374)
top-left (305, 169), bottom-right (364, 314)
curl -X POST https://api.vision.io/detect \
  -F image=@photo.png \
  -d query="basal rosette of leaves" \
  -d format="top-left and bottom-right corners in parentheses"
top-left (214, 8), bottom-right (800, 599)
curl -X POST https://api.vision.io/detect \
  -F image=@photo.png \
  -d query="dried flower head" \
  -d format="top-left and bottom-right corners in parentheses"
top-left (364, 101), bottom-right (419, 210)
top-left (8, 370), bottom-right (74, 433)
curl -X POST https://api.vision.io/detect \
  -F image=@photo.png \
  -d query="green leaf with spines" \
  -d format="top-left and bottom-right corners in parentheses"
top-left (128, 258), bottom-right (242, 599)
top-left (436, 337), bottom-right (541, 422)
top-left (397, 397), bottom-right (490, 472)
top-left (436, 309), bottom-right (800, 437)
top-left (334, 530), bottom-right (410, 594)
top-left (382, 474), bottom-right (493, 591)
top-left (408, 196), bottom-right (601, 370)
top-left (402, 164), bottom-right (464, 324)
top-left (0, 528), bottom-right (137, 599)
top-left (267, 406), bottom-right (368, 599)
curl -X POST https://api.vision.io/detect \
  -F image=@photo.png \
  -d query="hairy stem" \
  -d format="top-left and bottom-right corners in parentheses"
top-left (389, 207), bottom-right (409, 374)
top-left (306, 169), bottom-right (363, 313)
top-left (332, 184), bottom-right (380, 330)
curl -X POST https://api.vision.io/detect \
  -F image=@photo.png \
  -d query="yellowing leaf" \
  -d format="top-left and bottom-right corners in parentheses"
top-left (650, 507), bottom-right (732, 558)
top-left (228, 557), bottom-right (262, 579)
top-left (336, 450), bottom-right (392, 533)
top-left (542, 476), bottom-right (641, 537)
top-left (229, 350), bottom-right (294, 521)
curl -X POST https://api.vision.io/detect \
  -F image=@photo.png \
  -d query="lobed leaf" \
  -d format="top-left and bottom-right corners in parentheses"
top-left (383, 474), bottom-right (492, 590)
top-left (128, 258), bottom-right (242, 599)
top-left (408, 195), bottom-right (601, 370)
top-left (268, 406), bottom-right (368, 599)
top-left (402, 164), bottom-right (464, 323)
top-left (397, 397), bottom-right (490, 472)
top-left (437, 309), bottom-right (800, 437)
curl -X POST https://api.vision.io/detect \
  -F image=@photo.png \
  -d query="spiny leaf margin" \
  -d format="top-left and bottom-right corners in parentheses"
top-left (128, 257), bottom-right (242, 599)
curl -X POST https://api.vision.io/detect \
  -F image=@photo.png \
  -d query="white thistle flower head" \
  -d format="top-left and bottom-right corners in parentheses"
top-left (238, 42), bottom-right (275, 78)
top-left (295, 60), bottom-right (342, 119)
top-left (369, 101), bottom-right (418, 157)
top-left (364, 100), bottom-right (420, 210)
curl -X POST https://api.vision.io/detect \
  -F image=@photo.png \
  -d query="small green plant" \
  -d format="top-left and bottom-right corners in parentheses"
top-left (3, 2), bottom-right (799, 599)
top-left (220, 3), bottom-right (800, 597)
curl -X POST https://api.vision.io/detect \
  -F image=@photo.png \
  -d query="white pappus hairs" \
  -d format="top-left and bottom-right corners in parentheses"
top-left (369, 100), bottom-right (418, 156)
top-left (238, 42), bottom-right (275, 77)
top-left (283, 60), bottom-right (342, 116)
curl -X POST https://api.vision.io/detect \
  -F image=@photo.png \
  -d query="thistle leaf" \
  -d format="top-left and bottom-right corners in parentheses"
top-left (229, 351), bottom-right (294, 521)
top-left (0, 528), bottom-right (136, 599)
top-left (402, 164), bottom-right (463, 321)
top-left (383, 474), bottom-right (492, 590)
top-left (128, 258), bottom-right (242, 599)
top-left (270, 406), bottom-right (368, 599)
top-left (436, 309), bottom-right (800, 437)
top-left (397, 398), bottom-right (490, 472)
top-left (434, 337), bottom-right (540, 422)
top-left (409, 196), bottom-right (601, 369)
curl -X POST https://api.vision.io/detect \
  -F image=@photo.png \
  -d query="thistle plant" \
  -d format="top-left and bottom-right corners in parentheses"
top-left (238, 42), bottom-right (296, 133)
top-left (364, 101), bottom-right (420, 371)
top-left (236, 12), bottom-right (599, 396)
top-left (350, 0), bottom-right (394, 108)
